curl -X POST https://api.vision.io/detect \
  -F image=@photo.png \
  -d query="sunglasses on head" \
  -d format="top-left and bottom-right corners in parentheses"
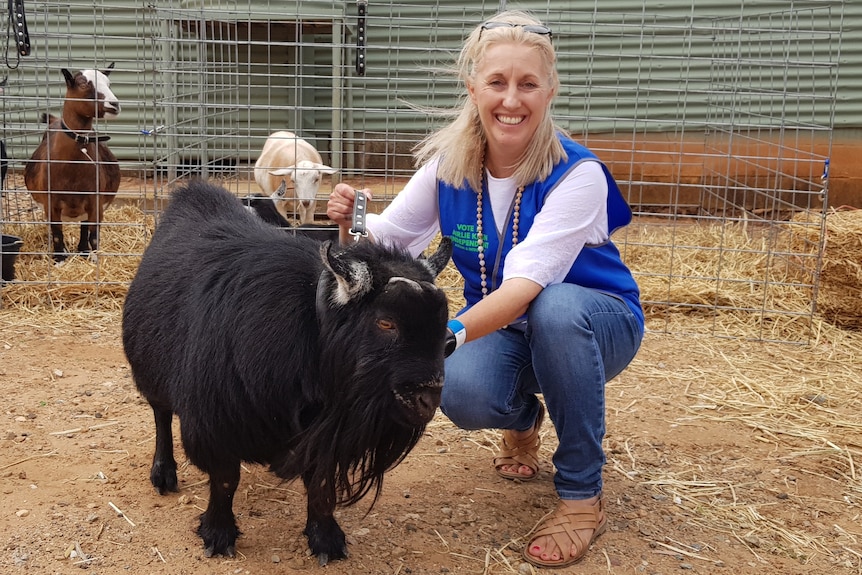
top-left (479, 21), bottom-right (553, 40)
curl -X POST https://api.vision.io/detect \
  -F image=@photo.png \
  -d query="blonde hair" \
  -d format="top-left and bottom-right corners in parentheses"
top-left (413, 10), bottom-right (567, 192)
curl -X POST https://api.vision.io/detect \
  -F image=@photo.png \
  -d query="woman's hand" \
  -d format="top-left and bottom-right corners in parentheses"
top-left (327, 183), bottom-right (372, 243)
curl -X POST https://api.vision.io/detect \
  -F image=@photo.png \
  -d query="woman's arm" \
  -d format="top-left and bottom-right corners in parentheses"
top-left (455, 277), bottom-right (543, 342)
top-left (326, 162), bottom-right (441, 252)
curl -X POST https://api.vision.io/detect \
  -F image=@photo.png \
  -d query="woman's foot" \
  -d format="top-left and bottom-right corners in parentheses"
top-left (495, 429), bottom-right (538, 478)
top-left (523, 494), bottom-right (606, 568)
top-left (493, 403), bottom-right (545, 481)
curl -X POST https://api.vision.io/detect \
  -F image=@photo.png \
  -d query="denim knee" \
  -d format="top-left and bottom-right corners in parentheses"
top-left (440, 329), bottom-right (534, 431)
top-left (528, 284), bottom-right (593, 333)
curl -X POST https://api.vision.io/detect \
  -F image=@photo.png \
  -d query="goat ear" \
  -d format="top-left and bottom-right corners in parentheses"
top-left (316, 164), bottom-right (337, 175)
top-left (319, 241), bottom-right (373, 306)
top-left (62, 69), bottom-right (75, 87)
top-left (104, 62), bottom-right (115, 76)
top-left (422, 236), bottom-right (453, 278)
top-left (269, 168), bottom-right (295, 177)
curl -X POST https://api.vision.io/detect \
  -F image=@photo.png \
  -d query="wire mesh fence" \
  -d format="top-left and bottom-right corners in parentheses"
top-left (0, 1), bottom-right (846, 343)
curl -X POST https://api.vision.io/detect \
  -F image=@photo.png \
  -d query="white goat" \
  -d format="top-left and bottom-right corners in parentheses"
top-left (253, 131), bottom-right (335, 225)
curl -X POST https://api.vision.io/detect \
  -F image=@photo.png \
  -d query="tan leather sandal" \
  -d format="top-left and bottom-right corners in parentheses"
top-left (522, 495), bottom-right (607, 568)
top-left (493, 402), bottom-right (545, 481)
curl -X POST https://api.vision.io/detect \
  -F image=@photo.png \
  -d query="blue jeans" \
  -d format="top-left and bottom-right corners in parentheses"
top-left (440, 283), bottom-right (644, 500)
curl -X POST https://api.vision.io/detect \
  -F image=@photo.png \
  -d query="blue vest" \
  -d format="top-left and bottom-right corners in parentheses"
top-left (437, 134), bottom-right (644, 327)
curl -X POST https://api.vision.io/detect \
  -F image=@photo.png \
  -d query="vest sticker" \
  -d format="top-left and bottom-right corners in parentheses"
top-left (451, 223), bottom-right (483, 252)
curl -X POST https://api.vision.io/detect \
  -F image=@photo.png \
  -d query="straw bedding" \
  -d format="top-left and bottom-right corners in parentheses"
top-left (1, 203), bottom-right (154, 311)
top-left (3, 201), bottom-right (858, 334)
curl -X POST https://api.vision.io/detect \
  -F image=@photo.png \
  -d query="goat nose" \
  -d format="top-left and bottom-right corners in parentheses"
top-left (416, 386), bottom-right (442, 421)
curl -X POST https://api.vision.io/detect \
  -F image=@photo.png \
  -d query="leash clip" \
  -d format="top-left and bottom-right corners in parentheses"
top-left (348, 189), bottom-right (368, 242)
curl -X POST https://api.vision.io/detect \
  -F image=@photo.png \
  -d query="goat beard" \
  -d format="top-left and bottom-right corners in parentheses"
top-left (271, 396), bottom-right (425, 510)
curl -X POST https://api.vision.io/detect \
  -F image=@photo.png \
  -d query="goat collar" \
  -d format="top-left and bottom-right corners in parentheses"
top-left (60, 120), bottom-right (111, 144)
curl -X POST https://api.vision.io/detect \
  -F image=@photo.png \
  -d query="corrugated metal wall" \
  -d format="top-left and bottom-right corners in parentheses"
top-left (0, 0), bottom-right (851, 181)
top-left (351, 1), bottom-right (847, 153)
top-left (836, 0), bottom-right (862, 131)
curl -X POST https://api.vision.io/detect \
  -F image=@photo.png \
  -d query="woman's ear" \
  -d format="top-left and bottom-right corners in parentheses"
top-left (545, 78), bottom-right (557, 103)
top-left (467, 80), bottom-right (477, 103)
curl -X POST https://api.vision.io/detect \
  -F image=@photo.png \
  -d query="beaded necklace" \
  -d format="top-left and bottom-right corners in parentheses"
top-left (476, 162), bottom-right (524, 297)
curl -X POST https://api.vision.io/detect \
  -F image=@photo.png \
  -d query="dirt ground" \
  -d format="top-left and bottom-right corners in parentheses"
top-left (2, 302), bottom-right (862, 575)
top-left (2, 179), bottom-right (862, 574)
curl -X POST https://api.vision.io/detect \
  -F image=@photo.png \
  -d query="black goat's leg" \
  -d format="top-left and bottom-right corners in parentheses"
top-left (197, 464), bottom-right (241, 558)
top-left (149, 406), bottom-right (178, 494)
top-left (302, 471), bottom-right (347, 565)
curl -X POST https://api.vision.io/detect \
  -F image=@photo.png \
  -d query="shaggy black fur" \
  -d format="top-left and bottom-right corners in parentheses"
top-left (122, 179), bottom-right (452, 564)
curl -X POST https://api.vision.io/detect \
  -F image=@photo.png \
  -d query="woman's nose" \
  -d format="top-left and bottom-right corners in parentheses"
top-left (502, 86), bottom-right (520, 108)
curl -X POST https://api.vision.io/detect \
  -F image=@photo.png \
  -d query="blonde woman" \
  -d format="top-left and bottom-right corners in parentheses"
top-left (327, 10), bottom-right (643, 568)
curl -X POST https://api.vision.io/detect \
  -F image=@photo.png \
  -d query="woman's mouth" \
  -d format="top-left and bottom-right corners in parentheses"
top-left (496, 115), bottom-right (525, 125)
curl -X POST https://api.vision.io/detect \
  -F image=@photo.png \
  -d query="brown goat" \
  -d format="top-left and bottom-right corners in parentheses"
top-left (24, 63), bottom-right (121, 262)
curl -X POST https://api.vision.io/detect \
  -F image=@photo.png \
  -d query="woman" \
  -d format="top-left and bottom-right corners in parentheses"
top-left (327, 10), bottom-right (643, 569)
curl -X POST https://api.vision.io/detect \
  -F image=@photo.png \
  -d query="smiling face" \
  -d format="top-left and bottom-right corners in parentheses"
top-left (467, 42), bottom-right (556, 175)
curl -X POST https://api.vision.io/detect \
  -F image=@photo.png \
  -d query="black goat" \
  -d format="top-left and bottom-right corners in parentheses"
top-left (242, 191), bottom-right (290, 227)
top-left (243, 182), bottom-right (340, 241)
top-left (122, 179), bottom-right (452, 564)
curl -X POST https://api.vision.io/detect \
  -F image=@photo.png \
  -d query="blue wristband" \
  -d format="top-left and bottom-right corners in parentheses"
top-left (447, 319), bottom-right (467, 350)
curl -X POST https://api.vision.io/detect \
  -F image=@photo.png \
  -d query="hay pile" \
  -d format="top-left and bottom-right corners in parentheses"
top-left (620, 219), bottom-right (819, 341)
top-left (786, 207), bottom-right (862, 329)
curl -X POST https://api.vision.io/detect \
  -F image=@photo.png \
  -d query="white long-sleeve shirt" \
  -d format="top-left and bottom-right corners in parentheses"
top-left (366, 157), bottom-right (610, 288)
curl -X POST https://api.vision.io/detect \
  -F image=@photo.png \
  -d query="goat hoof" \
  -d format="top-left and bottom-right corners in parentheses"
top-left (198, 517), bottom-right (240, 559)
top-left (304, 517), bottom-right (348, 564)
top-left (150, 461), bottom-right (178, 494)
top-left (204, 544), bottom-right (236, 558)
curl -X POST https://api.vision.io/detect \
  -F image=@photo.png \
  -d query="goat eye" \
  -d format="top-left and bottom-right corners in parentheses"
top-left (376, 319), bottom-right (396, 331)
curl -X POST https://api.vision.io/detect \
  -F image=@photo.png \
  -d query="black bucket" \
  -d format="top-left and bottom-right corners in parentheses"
top-left (1, 234), bottom-right (23, 282)
top-left (287, 224), bottom-right (340, 243)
